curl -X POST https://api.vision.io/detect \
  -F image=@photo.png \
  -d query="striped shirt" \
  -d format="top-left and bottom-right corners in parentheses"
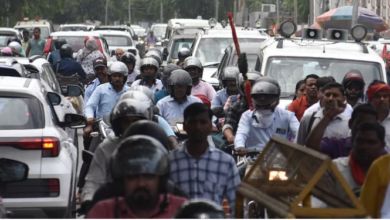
top-left (169, 142), bottom-right (240, 217)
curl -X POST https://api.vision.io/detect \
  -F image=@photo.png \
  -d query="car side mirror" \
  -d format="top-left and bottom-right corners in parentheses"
top-left (0, 158), bottom-right (29, 183)
top-left (64, 85), bottom-right (83, 97)
top-left (60, 113), bottom-right (87, 129)
top-left (163, 39), bottom-right (169, 47)
top-left (132, 34), bottom-right (138, 41)
top-left (48, 92), bottom-right (61, 106)
top-left (212, 106), bottom-right (225, 118)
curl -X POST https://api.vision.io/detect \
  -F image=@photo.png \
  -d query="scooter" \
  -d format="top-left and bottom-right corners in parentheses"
top-left (0, 158), bottom-right (29, 218)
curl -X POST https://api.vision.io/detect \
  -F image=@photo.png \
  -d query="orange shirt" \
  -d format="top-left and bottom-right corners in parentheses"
top-left (288, 96), bottom-right (310, 121)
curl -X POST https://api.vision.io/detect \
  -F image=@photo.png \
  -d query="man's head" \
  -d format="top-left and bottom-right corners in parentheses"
top-left (316, 76), bottom-right (336, 106)
top-left (221, 66), bottom-right (240, 94)
top-left (178, 47), bottom-right (191, 62)
top-left (168, 69), bottom-right (192, 100)
top-left (120, 52), bottom-right (136, 73)
top-left (110, 97), bottom-right (150, 136)
top-left (322, 82), bottom-right (346, 111)
top-left (110, 135), bottom-right (170, 209)
top-left (184, 103), bottom-right (213, 143)
top-left (183, 57), bottom-right (203, 84)
top-left (162, 63), bottom-right (180, 90)
top-left (33, 27), bottom-right (41, 38)
top-left (342, 69), bottom-right (365, 101)
top-left (115, 48), bottom-right (125, 61)
top-left (140, 57), bottom-right (159, 81)
top-left (349, 104), bottom-right (377, 136)
top-left (93, 57), bottom-right (108, 80)
top-left (237, 71), bottom-right (262, 97)
top-left (352, 122), bottom-right (385, 169)
top-left (367, 80), bottom-right (390, 112)
top-left (108, 61), bottom-right (129, 87)
top-left (150, 30), bottom-right (154, 36)
top-left (251, 77), bottom-right (281, 110)
top-left (59, 44), bottom-right (73, 59)
top-left (54, 39), bottom-right (67, 50)
top-left (22, 29), bottom-right (29, 41)
top-left (304, 74), bottom-right (320, 99)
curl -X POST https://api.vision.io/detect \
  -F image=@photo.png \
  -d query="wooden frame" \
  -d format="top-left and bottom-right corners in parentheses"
top-left (236, 136), bottom-right (368, 219)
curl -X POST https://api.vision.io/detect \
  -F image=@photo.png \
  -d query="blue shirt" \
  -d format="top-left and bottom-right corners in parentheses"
top-left (154, 88), bottom-right (169, 104)
top-left (156, 96), bottom-right (203, 121)
top-left (146, 35), bottom-right (159, 45)
top-left (53, 58), bottom-right (87, 79)
top-left (84, 78), bottom-right (102, 114)
top-left (235, 107), bottom-right (299, 151)
top-left (211, 88), bottom-right (230, 109)
top-left (170, 142), bottom-right (240, 217)
top-left (85, 83), bottom-right (129, 118)
top-left (157, 115), bottom-right (176, 137)
top-left (48, 50), bottom-right (61, 65)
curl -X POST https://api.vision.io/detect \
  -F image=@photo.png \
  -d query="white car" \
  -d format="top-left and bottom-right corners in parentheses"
top-left (0, 76), bottom-right (85, 218)
top-left (94, 30), bottom-right (141, 70)
top-left (0, 28), bottom-right (21, 50)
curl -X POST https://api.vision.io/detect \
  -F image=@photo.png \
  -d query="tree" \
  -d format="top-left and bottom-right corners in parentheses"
top-left (172, 0), bottom-right (233, 21)
top-left (283, 0), bottom-right (309, 23)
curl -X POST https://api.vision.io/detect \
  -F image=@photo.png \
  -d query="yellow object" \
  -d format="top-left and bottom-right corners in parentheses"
top-left (360, 154), bottom-right (390, 218)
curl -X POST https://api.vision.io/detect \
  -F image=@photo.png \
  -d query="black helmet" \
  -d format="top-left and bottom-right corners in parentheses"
top-left (342, 69), bottom-right (365, 99)
top-left (168, 69), bottom-right (193, 97)
top-left (140, 57), bottom-right (159, 81)
top-left (54, 39), bottom-right (67, 50)
top-left (220, 66), bottom-right (240, 88)
top-left (122, 120), bottom-right (171, 151)
top-left (237, 71), bottom-right (262, 97)
top-left (162, 63), bottom-right (180, 89)
top-left (119, 91), bottom-right (154, 120)
top-left (183, 57), bottom-right (203, 81)
top-left (6, 37), bottom-right (21, 46)
top-left (178, 48), bottom-right (192, 62)
top-left (110, 98), bottom-right (150, 136)
top-left (173, 199), bottom-right (226, 219)
top-left (145, 51), bottom-right (162, 67)
top-left (251, 77), bottom-right (281, 110)
top-left (120, 52), bottom-right (136, 65)
top-left (110, 135), bottom-right (170, 187)
top-left (60, 44), bottom-right (73, 59)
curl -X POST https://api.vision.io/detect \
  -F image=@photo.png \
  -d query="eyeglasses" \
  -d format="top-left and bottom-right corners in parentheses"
top-left (346, 83), bottom-right (363, 91)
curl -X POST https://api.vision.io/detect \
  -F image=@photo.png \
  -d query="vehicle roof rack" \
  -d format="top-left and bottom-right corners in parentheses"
top-left (29, 55), bottom-right (43, 62)
top-left (5, 59), bottom-right (18, 67)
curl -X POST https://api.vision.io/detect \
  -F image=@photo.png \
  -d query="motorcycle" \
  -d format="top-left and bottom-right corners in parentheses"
top-left (0, 158), bottom-right (29, 218)
top-left (168, 118), bottom-right (187, 144)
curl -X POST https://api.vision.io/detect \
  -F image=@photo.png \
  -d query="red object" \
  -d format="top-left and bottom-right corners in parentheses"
top-left (95, 39), bottom-right (107, 60)
top-left (42, 38), bottom-right (52, 58)
top-left (366, 83), bottom-right (390, 101)
top-left (84, 36), bottom-right (96, 45)
top-left (194, 94), bottom-right (211, 107)
top-left (227, 13), bottom-right (241, 58)
top-left (0, 137), bottom-right (59, 157)
top-left (349, 152), bottom-right (365, 186)
top-left (273, 24), bottom-right (278, 35)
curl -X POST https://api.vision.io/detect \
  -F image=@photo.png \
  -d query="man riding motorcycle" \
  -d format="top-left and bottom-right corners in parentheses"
top-left (120, 52), bottom-right (139, 85)
top-left (131, 57), bottom-right (163, 92)
top-left (48, 39), bottom-right (67, 65)
top-left (212, 66), bottom-right (240, 109)
top-left (155, 63), bottom-right (181, 104)
top-left (54, 44), bottom-right (87, 85)
top-left (176, 48), bottom-right (191, 68)
top-left (86, 135), bottom-right (187, 218)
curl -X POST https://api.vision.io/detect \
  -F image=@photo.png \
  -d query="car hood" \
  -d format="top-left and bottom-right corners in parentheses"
top-left (202, 67), bottom-right (219, 87)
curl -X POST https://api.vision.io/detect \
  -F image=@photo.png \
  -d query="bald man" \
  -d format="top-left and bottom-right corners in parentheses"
top-left (115, 48), bottom-right (125, 61)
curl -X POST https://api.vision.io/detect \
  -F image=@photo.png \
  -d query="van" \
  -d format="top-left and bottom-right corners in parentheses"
top-left (14, 18), bottom-right (55, 40)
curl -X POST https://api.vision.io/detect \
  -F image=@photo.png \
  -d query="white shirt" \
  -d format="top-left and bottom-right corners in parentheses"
top-left (380, 111), bottom-right (390, 152)
top-left (131, 79), bottom-right (163, 93)
top-left (303, 101), bottom-right (353, 117)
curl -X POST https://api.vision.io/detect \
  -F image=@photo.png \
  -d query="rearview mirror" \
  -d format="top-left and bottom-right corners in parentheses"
top-left (61, 113), bottom-right (87, 129)
top-left (212, 106), bottom-right (225, 118)
top-left (0, 158), bottom-right (29, 183)
top-left (64, 85), bottom-right (83, 97)
top-left (48, 92), bottom-right (61, 106)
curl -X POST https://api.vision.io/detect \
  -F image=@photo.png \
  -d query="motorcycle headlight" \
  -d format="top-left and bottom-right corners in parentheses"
top-left (139, 40), bottom-right (144, 44)
top-left (269, 170), bottom-right (288, 181)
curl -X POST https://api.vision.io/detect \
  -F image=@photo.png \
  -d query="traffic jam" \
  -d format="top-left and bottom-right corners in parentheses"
top-left (1, 1), bottom-right (390, 219)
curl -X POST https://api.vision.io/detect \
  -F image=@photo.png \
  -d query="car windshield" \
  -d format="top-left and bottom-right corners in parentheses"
top-left (0, 34), bottom-right (16, 47)
top-left (195, 38), bottom-right (265, 65)
top-left (56, 36), bottom-right (88, 52)
top-left (18, 27), bottom-right (50, 39)
top-left (265, 57), bottom-right (382, 97)
top-left (0, 96), bottom-right (44, 130)
top-left (171, 39), bottom-right (194, 59)
top-left (60, 26), bottom-right (88, 31)
top-left (152, 26), bottom-right (166, 37)
top-left (134, 29), bottom-right (146, 37)
top-left (103, 35), bottom-right (132, 46)
top-left (233, 54), bottom-right (257, 70)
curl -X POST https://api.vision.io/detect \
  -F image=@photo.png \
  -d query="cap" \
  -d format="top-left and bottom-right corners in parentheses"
top-left (93, 58), bottom-right (107, 69)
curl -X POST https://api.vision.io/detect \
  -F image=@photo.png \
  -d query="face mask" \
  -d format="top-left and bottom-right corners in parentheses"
top-left (142, 74), bottom-right (156, 82)
top-left (253, 109), bottom-right (275, 128)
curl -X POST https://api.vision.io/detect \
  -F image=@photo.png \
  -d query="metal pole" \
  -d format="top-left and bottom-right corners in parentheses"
top-left (130, 1), bottom-right (132, 24)
top-left (160, 1), bottom-right (163, 23)
top-left (215, 0), bottom-right (219, 19)
top-left (351, 0), bottom-right (359, 28)
top-left (294, 0), bottom-right (297, 24)
top-left (309, 0), bottom-right (313, 25)
top-left (276, 0), bottom-right (280, 27)
top-left (105, 0), bottom-right (110, 25)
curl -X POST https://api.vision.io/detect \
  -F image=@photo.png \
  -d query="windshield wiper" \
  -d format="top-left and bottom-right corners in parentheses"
top-left (203, 62), bottom-right (219, 68)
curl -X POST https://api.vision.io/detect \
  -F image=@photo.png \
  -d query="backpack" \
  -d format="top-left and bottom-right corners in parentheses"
top-left (55, 60), bottom-right (79, 87)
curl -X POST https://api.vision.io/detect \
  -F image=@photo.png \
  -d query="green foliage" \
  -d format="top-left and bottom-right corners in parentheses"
top-left (283, 0), bottom-right (309, 23)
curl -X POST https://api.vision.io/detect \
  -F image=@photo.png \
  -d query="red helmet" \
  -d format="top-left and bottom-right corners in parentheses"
top-left (84, 36), bottom-right (96, 45)
top-left (194, 94), bottom-right (211, 107)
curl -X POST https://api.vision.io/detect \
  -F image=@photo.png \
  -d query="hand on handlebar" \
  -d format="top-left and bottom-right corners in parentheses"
top-left (236, 147), bottom-right (247, 156)
top-left (227, 136), bottom-right (235, 144)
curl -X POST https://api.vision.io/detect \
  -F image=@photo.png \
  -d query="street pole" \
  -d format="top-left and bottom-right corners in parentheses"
top-left (351, 0), bottom-right (359, 28)
top-left (276, 0), bottom-right (280, 28)
top-left (294, 0), bottom-right (297, 24)
top-left (128, 0), bottom-right (131, 24)
top-left (309, 0), bottom-right (313, 25)
top-left (215, 0), bottom-right (219, 19)
top-left (105, 0), bottom-right (110, 25)
top-left (160, 1), bottom-right (163, 23)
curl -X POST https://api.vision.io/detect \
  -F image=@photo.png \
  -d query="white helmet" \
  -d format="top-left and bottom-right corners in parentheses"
top-left (108, 61), bottom-right (128, 76)
top-left (8, 42), bottom-right (22, 53)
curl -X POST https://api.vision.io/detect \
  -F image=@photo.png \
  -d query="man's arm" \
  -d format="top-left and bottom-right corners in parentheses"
top-left (288, 114), bottom-right (300, 138)
top-left (156, 101), bottom-right (165, 119)
top-left (76, 62), bottom-right (87, 80)
top-left (223, 104), bottom-right (239, 144)
top-left (210, 94), bottom-right (221, 109)
top-left (234, 111), bottom-right (251, 149)
top-left (84, 86), bottom-right (102, 119)
top-left (26, 41), bottom-right (31, 57)
top-left (224, 157), bottom-right (241, 217)
top-left (157, 116), bottom-right (178, 149)
top-left (206, 84), bottom-right (217, 101)
top-left (294, 113), bottom-right (310, 145)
